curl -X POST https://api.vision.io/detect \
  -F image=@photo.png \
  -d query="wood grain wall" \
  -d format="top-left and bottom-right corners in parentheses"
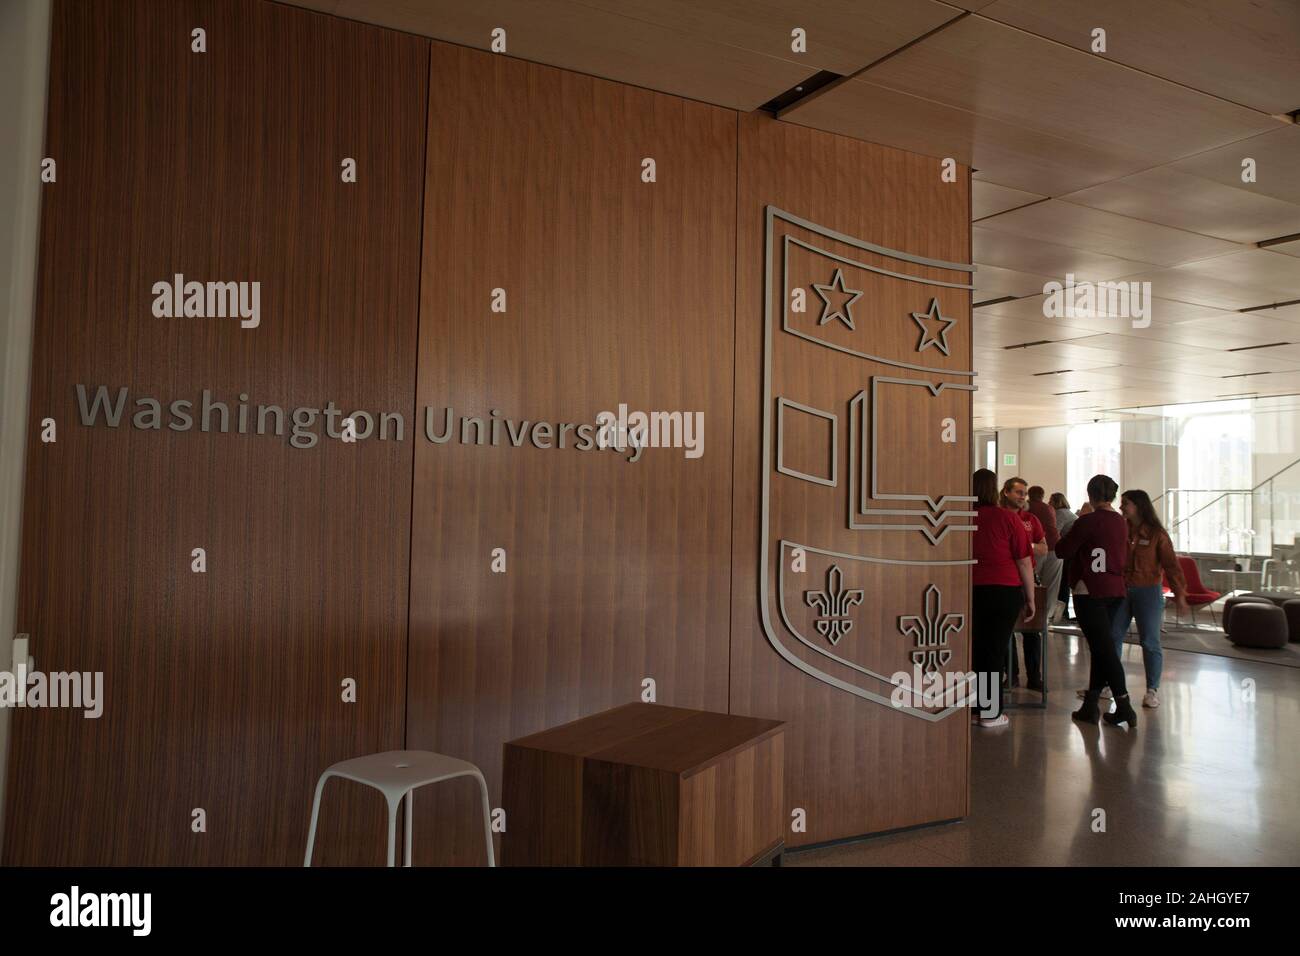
top-left (729, 113), bottom-right (973, 848)
top-left (2, 0), bottom-right (428, 865)
top-left (6, 3), bottom-right (972, 865)
top-left (406, 42), bottom-right (737, 865)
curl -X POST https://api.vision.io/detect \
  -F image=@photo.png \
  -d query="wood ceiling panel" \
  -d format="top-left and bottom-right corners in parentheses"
top-left (1118, 263), bottom-right (1299, 312)
top-left (1088, 365), bottom-right (1229, 388)
top-left (785, 78), bottom-right (1155, 196)
top-left (573, 0), bottom-right (961, 76)
top-left (976, 294), bottom-right (1250, 356)
top-left (988, 341), bottom-right (1121, 369)
top-left (973, 226), bottom-right (1156, 281)
top-left (1064, 333), bottom-right (1222, 362)
top-left (972, 263), bottom-right (1055, 301)
top-left (1049, 339), bottom-right (1186, 366)
top-left (972, 310), bottom-right (1099, 343)
top-left (997, 367), bottom-right (1142, 391)
top-left (284, 0), bottom-right (811, 109)
top-left (1242, 303), bottom-right (1300, 325)
top-left (1171, 126), bottom-right (1300, 206)
top-left (1061, 167), bottom-right (1300, 245)
top-left (859, 17), bottom-right (1279, 163)
top-left (1131, 314), bottom-right (1300, 351)
top-left (1081, 369), bottom-right (1232, 395)
top-left (978, 199), bottom-right (1241, 267)
top-left (1166, 250), bottom-right (1300, 300)
top-left (1139, 350), bottom-right (1300, 376)
top-left (978, 0), bottom-right (1300, 115)
top-left (1268, 238), bottom-right (1300, 259)
top-left (973, 180), bottom-right (1044, 220)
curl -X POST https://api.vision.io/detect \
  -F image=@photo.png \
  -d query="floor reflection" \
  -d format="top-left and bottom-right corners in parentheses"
top-left (789, 634), bottom-right (1300, 866)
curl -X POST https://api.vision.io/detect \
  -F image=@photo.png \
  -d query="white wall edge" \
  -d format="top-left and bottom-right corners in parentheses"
top-left (0, 0), bottom-right (54, 857)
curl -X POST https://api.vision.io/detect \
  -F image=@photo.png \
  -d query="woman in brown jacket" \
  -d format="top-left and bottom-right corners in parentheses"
top-left (1111, 489), bottom-right (1189, 709)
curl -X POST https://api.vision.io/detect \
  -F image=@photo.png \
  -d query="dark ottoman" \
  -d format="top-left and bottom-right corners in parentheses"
top-left (1229, 603), bottom-right (1288, 649)
top-left (1223, 595), bottom-right (1274, 635)
top-left (1283, 600), bottom-right (1300, 644)
top-left (1242, 590), bottom-right (1299, 607)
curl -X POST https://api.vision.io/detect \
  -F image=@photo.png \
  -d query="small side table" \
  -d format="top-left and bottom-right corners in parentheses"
top-left (502, 703), bottom-right (784, 866)
top-left (1211, 567), bottom-right (1262, 598)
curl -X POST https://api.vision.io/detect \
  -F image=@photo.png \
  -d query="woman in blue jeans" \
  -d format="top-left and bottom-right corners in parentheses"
top-left (1111, 490), bottom-right (1188, 709)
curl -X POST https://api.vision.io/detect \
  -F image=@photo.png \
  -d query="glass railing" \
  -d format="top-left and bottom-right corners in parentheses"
top-left (1164, 459), bottom-right (1300, 565)
top-left (1256, 459), bottom-right (1300, 559)
top-left (1164, 489), bottom-right (1255, 556)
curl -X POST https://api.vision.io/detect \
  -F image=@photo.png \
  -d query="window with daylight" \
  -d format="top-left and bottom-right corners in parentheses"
top-left (1177, 412), bottom-right (1253, 492)
top-left (1067, 422), bottom-right (1121, 512)
top-left (1174, 410), bottom-right (1254, 553)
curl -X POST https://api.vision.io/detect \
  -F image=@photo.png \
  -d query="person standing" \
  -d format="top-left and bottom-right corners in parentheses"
top-left (1050, 493), bottom-right (1075, 622)
top-left (971, 469), bottom-right (1035, 728)
top-left (1051, 493), bottom-right (1075, 536)
top-left (1001, 478), bottom-right (1046, 689)
top-left (1113, 489), bottom-right (1189, 709)
top-left (1054, 474), bottom-right (1136, 727)
top-left (1025, 485), bottom-right (1063, 685)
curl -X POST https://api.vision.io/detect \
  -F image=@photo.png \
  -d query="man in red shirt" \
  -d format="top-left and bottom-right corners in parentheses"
top-left (1026, 485), bottom-right (1059, 549)
top-left (1002, 478), bottom-right (1046, 689)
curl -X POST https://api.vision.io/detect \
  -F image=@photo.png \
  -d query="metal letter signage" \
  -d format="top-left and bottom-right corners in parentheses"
top-left (758, 206), bottom-right (976, 719)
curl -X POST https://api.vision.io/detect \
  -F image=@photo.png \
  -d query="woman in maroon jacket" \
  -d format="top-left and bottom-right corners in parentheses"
top-left (1054, 474), bottom-right (1136, 727)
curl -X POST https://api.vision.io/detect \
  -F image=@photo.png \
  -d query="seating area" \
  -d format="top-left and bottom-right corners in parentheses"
top-left (1222, 591), bottom-right (1300, 648)
top-left (1167, 557), bottom-right (1221, 629)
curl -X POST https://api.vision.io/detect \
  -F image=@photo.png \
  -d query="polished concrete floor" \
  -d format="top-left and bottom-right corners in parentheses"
top-left (789, 632), bottom-right (1300, 866)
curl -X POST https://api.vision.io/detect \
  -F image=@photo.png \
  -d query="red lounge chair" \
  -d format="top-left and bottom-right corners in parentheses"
top-left (1160, 579), bottom-right (1174, 632)
top-left (1175, 556), bottom-right (1221, 628)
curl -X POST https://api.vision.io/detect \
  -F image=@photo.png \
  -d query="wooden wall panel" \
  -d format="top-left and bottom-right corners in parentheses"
top-left (408, 43), bottom-right (736, 865)
top-left (3, 0), bottom-right (428, 865)
top-left (730, 112), bottom-right (972, 848)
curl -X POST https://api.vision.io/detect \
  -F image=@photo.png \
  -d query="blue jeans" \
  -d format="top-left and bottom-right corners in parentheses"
top-left (1111, 584), bottom-right (1164, 690)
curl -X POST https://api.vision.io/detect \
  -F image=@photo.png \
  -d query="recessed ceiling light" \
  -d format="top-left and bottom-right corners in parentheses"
top-left (758, 70), bottom-right (842, 113)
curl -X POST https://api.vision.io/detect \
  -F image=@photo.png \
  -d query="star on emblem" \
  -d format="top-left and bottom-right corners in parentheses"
top-left (910, 298), bottom-right (955, 355)
top-left (812, 268), bottom-right (862, 331)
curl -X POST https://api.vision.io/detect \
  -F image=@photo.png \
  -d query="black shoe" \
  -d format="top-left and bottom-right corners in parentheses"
top-left (1026, 678), bottom-right (1044, 692)
top-left (1072, 693), bottom-right (1100, 724)
top-left (1104, 694), bottom-right (1138, 728)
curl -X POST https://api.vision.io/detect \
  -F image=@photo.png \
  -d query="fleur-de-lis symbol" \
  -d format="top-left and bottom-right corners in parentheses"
top-left (898, 585), bottom-right (964, 673)
top-left (805, 565), bottom-right (864, 646)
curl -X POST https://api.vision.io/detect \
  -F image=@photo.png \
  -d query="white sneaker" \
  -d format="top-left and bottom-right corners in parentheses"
top-left (1076, 687), bottom-right (1113, 700)
top-left (978, 714), bottom-right (1010, 728)
top-left (1143, 688), bottom-right (1159, 709)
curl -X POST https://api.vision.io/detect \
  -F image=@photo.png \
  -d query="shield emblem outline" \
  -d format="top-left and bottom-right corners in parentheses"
top-left (757, 205), bottom-right (979, 721)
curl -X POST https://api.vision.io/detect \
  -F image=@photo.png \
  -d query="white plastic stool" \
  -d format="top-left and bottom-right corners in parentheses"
top-left (304, 750), bottom-right (496, 867)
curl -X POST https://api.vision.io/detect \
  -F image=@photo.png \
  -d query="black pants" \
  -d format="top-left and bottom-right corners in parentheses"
top-left (1010, 630), bottom-right (1041, 683)
top-left (973, 585), bottom-right (1025, 686)
top-left (1074, 594), bottom-right (1128, 698)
